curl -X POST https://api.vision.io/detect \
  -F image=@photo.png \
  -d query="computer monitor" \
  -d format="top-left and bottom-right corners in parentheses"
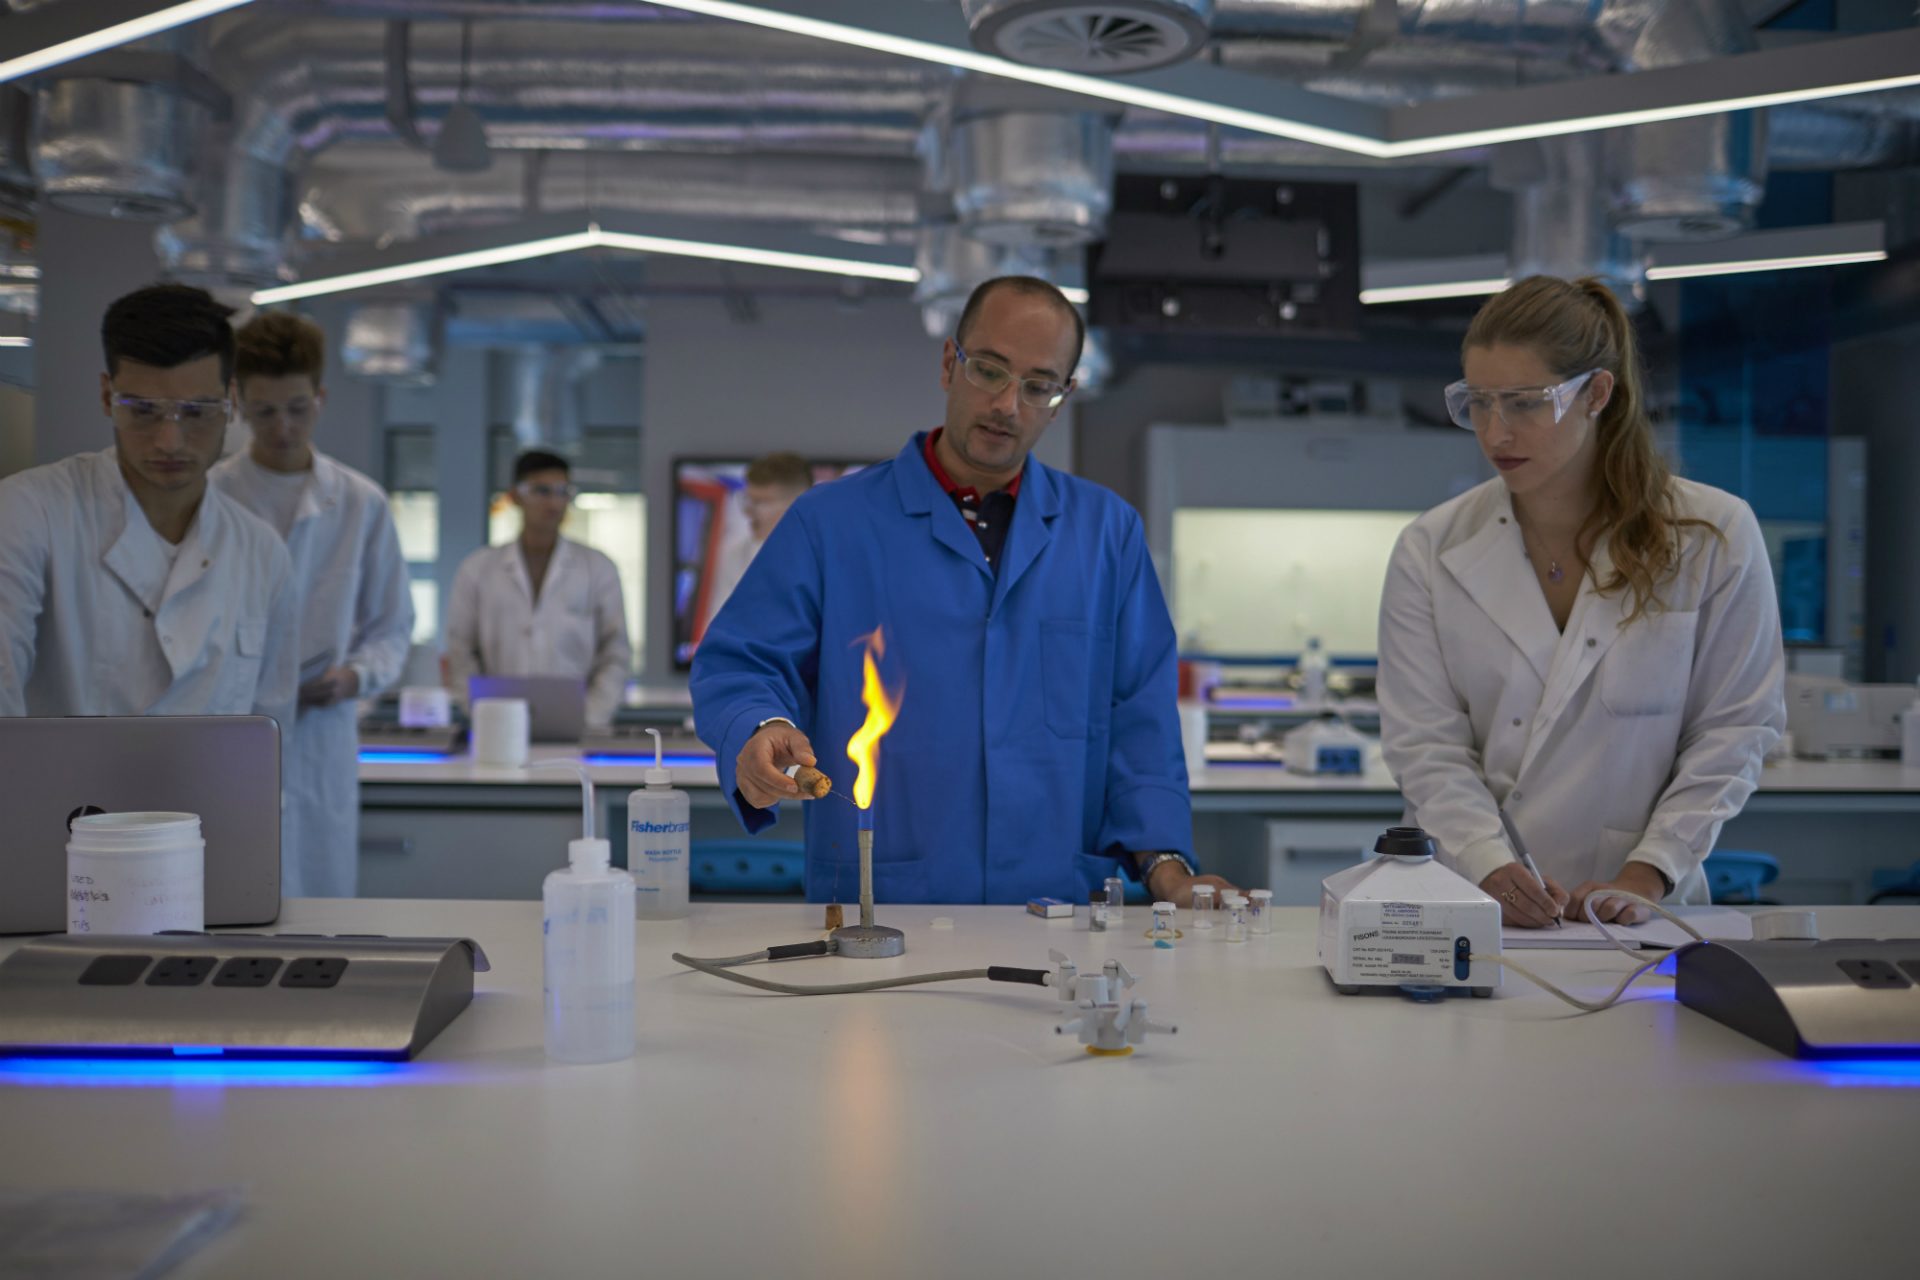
top-left (0, 716), bottom-right (282, 934)
top-left (467, 675), bottom-right (587, 743)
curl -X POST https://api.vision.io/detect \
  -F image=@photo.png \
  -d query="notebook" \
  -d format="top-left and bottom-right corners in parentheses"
top-left (1501, 905), bottom-right (1755, 950)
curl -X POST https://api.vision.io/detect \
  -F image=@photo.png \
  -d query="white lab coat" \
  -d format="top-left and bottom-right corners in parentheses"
top-left (1377, 476), bottom-right (1786, 904)
top-left (212, 451), bottom-right (414, 898)
top-left (445, 537), bottom-right (631, 727)
top-left (0, 447), bottom-right (298, 727)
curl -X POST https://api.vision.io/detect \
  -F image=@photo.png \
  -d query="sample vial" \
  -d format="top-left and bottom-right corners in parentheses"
top-left (1191, 883), bottom-right (1215, 930)
top-left (1089, 889), bottom-right (1108, 932)
top-left (1151, 901), bottom-right (1177, 947)
top-left (1249, 888), bottom-right (1273, 935)
top-left (1104, 875), bottom-right (1126, 925)
top-left (1225, 895), bottom-right (1248, 943)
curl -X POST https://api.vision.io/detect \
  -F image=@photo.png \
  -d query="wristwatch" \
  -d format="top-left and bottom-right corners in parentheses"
top-left (1136, 852), bottom-right (1195, 887)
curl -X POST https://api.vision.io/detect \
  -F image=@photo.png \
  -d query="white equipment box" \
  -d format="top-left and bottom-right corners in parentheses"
top-left (1318, 827), bottom-right (1501, 997)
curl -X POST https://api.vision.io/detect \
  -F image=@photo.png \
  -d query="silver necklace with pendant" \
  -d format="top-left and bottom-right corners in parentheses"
top-left (1516, 518), bottom-right (1572, 584)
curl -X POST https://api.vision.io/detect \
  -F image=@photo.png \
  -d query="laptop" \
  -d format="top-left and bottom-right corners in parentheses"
top-left (0, 716), bottom-right (282, 934)
top-left (467, 675), bottom-right (588, 743)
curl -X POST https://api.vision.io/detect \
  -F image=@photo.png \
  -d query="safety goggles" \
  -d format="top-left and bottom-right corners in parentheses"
top-left (110, 394), bottom-right (232, 439)
top-left (954, 346), bottom-right (1071, 411)
top-left (516, 481), bottom-right (579, 501)
top-left (1443, 369), bottom-right (1600, 431)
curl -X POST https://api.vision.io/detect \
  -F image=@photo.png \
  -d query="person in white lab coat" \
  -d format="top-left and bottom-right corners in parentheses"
top-left (211, 311), bottom-right (414, 898)
top-left (1378, 275), bottom-right (1786, 927)
top-left (445, 450), bottom-right (631, 727)
top-left (0, 283), bottom-right (297, 731)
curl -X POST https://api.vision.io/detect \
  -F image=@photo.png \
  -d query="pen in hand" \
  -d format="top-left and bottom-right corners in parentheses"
top-left (1498, 809), bottom-right (1562, 927)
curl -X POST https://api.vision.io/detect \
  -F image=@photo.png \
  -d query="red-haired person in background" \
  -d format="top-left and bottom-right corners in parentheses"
top-left (212, 310), bottom-right (414, 898)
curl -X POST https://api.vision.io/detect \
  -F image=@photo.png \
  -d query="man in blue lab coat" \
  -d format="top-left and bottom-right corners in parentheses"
top-left (691, 276), bottom-right (1237, 907)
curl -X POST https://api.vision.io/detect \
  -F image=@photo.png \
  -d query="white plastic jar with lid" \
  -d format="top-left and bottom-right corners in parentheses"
top-left (66, 812), bottom-right (204, 934)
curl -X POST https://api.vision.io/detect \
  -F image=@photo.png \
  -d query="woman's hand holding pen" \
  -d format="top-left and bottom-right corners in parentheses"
top-left (1480, 863), bottom-right (1569, 929)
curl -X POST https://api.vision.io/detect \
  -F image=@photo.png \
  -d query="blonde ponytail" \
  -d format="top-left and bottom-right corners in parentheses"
top-left (1463, 275), bottom-right (1719, 622)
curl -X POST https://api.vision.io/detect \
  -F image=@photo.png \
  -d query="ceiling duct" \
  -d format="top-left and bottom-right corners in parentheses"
top-left (343, 300), bottom-right (443, 384)
top-left (950, 90), bottom-right (1116, 247)
top-left (1605, 0), bottom-right (1765, 241)
top-left (1495, 133), bottom-right (1638, 298)
top-left (156, 129), bottom-right (294, 289)
top-left (29, 29), bottom-right (223, 222)
top-left (963, 0), bottom-right (1215, 74)
top-left (509, 344), bottom-right (600, 449)
top-left (914, 221), bottom-right (1003, 338)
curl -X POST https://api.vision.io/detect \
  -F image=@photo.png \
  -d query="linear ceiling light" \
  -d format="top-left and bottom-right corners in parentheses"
top-left (657, 2), bottom-right (1920, 159)
top-left (1645, 250), bottom-right (1886, 281)
top-left (0, 0), bottom-right (256, 83)
top-left (0, 336), bottom-right (30, 347)
top-left (252, 224), bottom-right (918, 306)
top-left (659, 0), bottom-right (1387, 155)
top-left (1360, 278), bottom-right (1509, 305)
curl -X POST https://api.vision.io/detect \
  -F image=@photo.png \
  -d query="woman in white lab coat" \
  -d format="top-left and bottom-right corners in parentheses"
top-left (1377, 276), bottom-right (1786, 927)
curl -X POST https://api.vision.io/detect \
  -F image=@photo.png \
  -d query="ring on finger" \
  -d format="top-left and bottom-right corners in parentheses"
top-left (1501, 888), bottom-right (1519, 904)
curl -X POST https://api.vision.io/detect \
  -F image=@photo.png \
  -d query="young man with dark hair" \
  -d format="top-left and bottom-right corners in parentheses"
top-left (0, 284), bottom-right (297, 737)
top-left (211, 309), bottom-right (414, 897)
top-left (445, 450), bottom-right (632, 727)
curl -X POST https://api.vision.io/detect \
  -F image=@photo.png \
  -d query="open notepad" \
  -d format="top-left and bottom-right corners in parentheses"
top-left (1501, 905), bottom-right (1755, 950)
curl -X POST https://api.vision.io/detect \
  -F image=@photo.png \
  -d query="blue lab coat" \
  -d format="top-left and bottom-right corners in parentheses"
top-left (691, 432), bottom-right (1194, 905)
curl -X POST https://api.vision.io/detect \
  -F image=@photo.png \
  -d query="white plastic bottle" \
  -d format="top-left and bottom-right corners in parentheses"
top-left (629, 728), bottom-right (690, 919)
top-left (1299, 636), bottom-right (1329, 706)
top-left (1903, 678), bottom-right (1920, 767)
top-left (537, 761), bottom-right (635, 1064)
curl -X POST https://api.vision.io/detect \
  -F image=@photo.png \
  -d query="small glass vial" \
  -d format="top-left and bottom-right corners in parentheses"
top-left (1249, 888), bottom-right (1273, 935)
top-left (1089, 889), bottom-right (1108, 932)
top-left (1104, 875), bottom-right (1126, 925)
top-left (1151, 901), bottom-right (1177, 947)
top-left (1191, 883), bottom-right (1215, 930)
top-left (1225, 895), bottom-right (1248, 943)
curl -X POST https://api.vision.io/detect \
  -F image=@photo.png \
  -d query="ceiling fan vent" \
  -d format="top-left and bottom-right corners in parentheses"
top-left (963, 0), bottom-right (1214, 75)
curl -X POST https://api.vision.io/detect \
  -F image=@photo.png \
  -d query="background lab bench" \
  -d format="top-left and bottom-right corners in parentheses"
top-left (360, 748), bottom-right (1920, 905)
top-left (3, 899), bottom-right (1916, 1280)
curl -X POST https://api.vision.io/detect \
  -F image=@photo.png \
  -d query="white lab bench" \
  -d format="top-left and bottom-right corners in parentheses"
top-left (2, 899), bottom-right (1916, 1280)
top-left (360, 748), bottom-right (1920, 905)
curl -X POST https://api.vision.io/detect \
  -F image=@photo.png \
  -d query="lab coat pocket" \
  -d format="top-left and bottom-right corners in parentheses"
top-left (1041, 619), bottom-right (1090, 739)
top-left (236, 619), bottom-right (268, 657)
top-left (1599, 610), bottom-right (1697, 717)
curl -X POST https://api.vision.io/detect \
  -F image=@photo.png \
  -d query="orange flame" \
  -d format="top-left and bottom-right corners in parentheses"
top-left (846, 628), bottom-right (902, 810)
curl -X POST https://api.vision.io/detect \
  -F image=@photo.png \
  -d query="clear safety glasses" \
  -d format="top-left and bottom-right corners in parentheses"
top-left (954, 346), bottom-right (1071, 411)
top-left (516, 481), bottom-right (579, 501)
top-left (111, 394), bottom-right (232, 441)
top-left (1443, 369), bottom-right (1600, 432)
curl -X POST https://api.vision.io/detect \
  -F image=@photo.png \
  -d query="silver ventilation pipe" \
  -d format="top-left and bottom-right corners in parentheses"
top-left (1605, 0), bottom-right (1765, 241)
top-left (342, 299), bottom-right (443, 384)
top-left (31, 26), bottom-right (218, 222)
top-left (295, 145), bottom-right (923, 247)
top-left (947, 80), bottom-right (1118, 247)
top-left (509, 344), bottom-right (601, 449)
top-left (1495, 132), bottom-right (1639, 296)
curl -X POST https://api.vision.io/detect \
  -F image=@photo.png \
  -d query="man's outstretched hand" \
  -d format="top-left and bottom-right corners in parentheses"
top-left (735, 721), bottom-right (817, 810)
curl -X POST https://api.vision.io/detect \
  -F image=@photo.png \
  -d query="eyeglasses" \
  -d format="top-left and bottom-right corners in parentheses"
top-left (1444, 370), bottom-right (1599, 431)
top-left (243, 398), bottom-right (319, 426)
top-left (111, 394), bottom-right (232, 439)
top-left (954, 346), bottom-right (1071, 411)
top-left (516, 481), bottom-right (578, 501)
